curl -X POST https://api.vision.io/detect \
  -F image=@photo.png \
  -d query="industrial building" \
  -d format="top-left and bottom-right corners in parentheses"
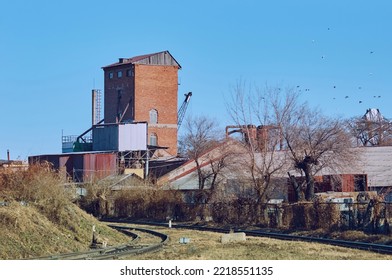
top-left (102, 51), bottom-right (181, 156)
top-left (30, 51), bottom-right (189, 181)
top-left (158, 125), bottom-right (392, 203)
top-left (0, 150), bottom-right (27, 171)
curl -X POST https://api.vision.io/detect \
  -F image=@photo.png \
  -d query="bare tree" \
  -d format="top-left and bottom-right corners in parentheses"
top-left (226, 80), bottom-right (357, 202)
top-left (348, 108), bottom-right (392, 146)
top-left (280, 104), bottom-right (357, 201)
top-left (179, 115), bottom-right (234, 197)
top-left (225, 81), bottom-right (291, 202)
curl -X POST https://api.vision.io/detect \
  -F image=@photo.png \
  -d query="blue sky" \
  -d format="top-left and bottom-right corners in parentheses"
top-left (1, 0), bottom-right (391, 160)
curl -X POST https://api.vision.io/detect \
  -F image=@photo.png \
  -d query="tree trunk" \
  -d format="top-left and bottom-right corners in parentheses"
top-left (288, 172), bottom-right (304, 202)
top-left (195, 160), bottom-right (204, 190)
top-left (303, 164), bottom-right (315, 201)
top-left (258, 175), bottom-right (270, 203)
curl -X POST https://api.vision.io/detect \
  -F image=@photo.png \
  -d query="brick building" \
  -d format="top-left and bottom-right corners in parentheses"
top-left (102, 51), bottom-right (181, 156)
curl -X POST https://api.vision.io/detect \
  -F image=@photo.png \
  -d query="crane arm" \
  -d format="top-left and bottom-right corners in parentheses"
top-left (178, 92), bottom-right (192, 128)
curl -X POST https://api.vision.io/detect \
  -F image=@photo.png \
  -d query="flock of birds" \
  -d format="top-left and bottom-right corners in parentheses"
top-left (294, 27), bottom-right (384, 109)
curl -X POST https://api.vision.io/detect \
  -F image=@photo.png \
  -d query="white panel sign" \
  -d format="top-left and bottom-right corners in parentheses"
top-left (118, 123), bottom-right (147, 151)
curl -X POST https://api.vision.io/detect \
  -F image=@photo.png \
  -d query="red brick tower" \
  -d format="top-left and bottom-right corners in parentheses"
top-left (102, 51), bottom-right (181, 156)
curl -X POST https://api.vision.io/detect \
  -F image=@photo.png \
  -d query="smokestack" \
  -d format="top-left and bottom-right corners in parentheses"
top-left (7, 149), bottom-right (10, 161)
top-left (92, 89), bottom-right (97, 126)
top-left (92, 89), bottom-right (101, 126)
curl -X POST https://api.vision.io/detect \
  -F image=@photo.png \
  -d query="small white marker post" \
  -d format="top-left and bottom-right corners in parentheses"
top-left (168, 219), bottom-right (172, 228)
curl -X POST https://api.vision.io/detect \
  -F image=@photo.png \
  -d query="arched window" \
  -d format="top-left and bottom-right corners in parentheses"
top-left (149, 109), bottom-right (158, 124)
top-left (150, 133), bottom-right (157, 146)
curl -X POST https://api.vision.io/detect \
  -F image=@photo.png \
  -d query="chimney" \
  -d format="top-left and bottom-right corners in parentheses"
top-left (257, 125), bottom-right (268, 151)
top-left (92, 89), bottom-right (101, 126)
top-left (244, 125), bottom-right (257, 145)
top-left (92, 90), bottom-right (97, 126)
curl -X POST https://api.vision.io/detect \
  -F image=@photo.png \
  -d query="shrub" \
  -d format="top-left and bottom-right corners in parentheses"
top-left (0, 163), bottom-right (75, 224)
top-left (314, 201), bottom-right (340, 231)
top-left (109, 187), bottom-right (184, 220)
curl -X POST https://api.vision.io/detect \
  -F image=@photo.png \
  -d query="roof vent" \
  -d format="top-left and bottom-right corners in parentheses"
top-left (119, 58), bottom-right (127, 63)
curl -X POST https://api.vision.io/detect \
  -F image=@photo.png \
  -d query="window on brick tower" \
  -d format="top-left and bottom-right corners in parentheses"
top-left (149, 109), bottom-right (158, 124)
top-left (150, 133), bottom-right (157, 146)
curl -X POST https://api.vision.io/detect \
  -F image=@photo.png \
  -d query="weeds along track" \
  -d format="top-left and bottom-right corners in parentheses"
top-left (242, 229), bottom-right (392, 255)
top-left (107, 219), bottom-right (392, 255)
top-left (34, 226), bottom-right (169, 260)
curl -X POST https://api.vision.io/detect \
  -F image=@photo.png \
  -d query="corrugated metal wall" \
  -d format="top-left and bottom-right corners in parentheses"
top-left (91, 153), bottom-right (117, 181)
top-left (93, 125), bottom-right (119, 151)
top-left (73, 153), bottom-right (117, 182)
top-left (342, 174), bottom-right (355, 192)
top-left (118, 123), bottom-right (147, 151)
top-left (29, 152), bottom-right (118, 182)
top-left (287, 174), bottom-right (367, 202)
top-left (92, 123), bottom-right (147, 152)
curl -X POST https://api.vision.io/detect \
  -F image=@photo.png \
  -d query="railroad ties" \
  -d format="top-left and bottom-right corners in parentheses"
top-left (33, 226), bottom-right (168, 260)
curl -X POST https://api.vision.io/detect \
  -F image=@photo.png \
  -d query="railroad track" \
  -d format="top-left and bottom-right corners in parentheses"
top-left (105, 219), bottom-right (392, 255)
top-left (242, 229), bottom-right (392, 255)
top-left (34, 225), bottom-right (169, 260)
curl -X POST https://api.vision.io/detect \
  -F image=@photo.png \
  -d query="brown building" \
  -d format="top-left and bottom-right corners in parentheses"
top-left (102, 51), bottom-right (181, 156)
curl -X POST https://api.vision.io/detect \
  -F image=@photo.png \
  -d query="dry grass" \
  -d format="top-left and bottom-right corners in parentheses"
top-left (0, 201), bottom-right (130, 259)
top-left (0, 165), bottom-right (130, 259)
top-left (120, 224), bottom-right (392, 260)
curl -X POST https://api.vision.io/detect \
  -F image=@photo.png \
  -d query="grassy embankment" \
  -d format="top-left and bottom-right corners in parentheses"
top-left (0, 165), bottom-right (129, 260)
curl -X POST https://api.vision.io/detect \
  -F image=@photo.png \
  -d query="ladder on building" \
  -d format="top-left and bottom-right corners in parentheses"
top-left (92, 89), bottom-right (102, 125)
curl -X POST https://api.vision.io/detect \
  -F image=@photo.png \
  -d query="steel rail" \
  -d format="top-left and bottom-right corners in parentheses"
top-left (106, 219), bottom-right (392, 255)
top-left (93, 225), bottom-right (170, 260)
top-left (241, 229), bottom-right (392, 255)
top-left (33, 226), bottom-right (168, 260)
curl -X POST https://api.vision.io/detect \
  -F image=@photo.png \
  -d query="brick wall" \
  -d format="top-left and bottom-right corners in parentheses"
top-left (103, 63), bottom-right (179, 156)
top-left (104, 64), bottom-right (135, 123)
top-left (134, 64), bottom-right (178, 155)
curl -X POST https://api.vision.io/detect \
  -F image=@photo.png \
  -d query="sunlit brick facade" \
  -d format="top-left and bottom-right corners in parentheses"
top-left (102, 51), bottom-right (181, 156)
